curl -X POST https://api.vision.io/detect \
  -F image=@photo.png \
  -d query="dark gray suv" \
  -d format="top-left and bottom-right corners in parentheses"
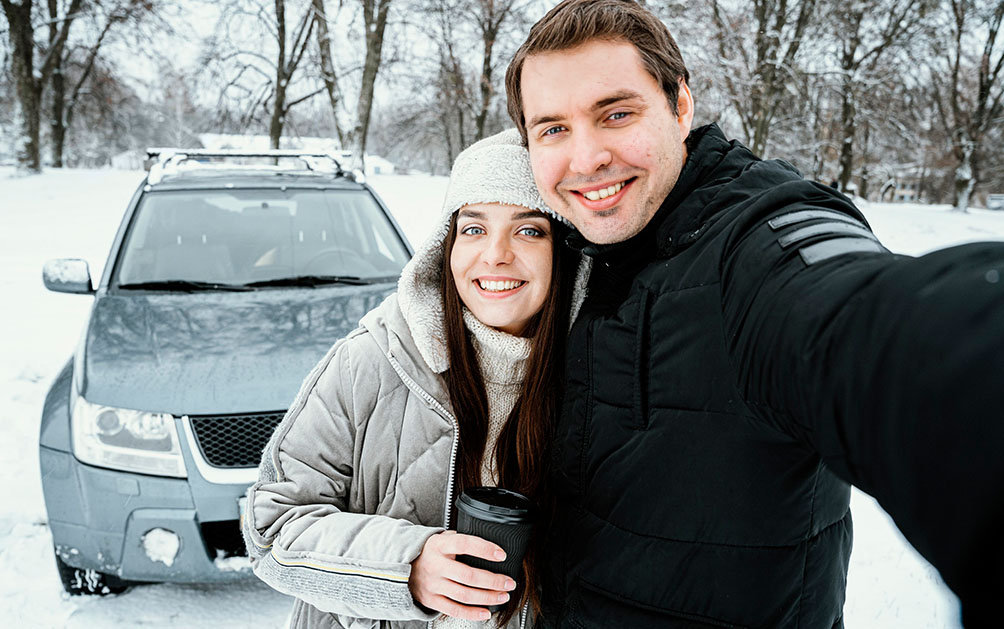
top-left (39, 150), bottom-right (412, 594)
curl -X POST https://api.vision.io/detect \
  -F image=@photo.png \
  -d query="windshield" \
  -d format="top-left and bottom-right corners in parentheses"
top-left (113, 188), bottom-right (410, 287)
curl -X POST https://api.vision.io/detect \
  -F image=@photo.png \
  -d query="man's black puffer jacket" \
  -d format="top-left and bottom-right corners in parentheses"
top-left (540, 124), bottom-right (1004, 628)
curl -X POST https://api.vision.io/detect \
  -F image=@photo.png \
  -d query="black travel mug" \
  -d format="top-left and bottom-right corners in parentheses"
top-left (455, 487), bottom-right (535, 612)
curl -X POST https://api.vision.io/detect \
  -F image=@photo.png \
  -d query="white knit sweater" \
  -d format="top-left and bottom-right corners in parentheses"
top-left (432, 309), bottom-right (531, 629)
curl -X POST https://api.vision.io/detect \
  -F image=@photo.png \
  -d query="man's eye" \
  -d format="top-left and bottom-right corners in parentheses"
top-left (608, 112), bottom-right (629, 121)
top-left (460, 226), bottom-right (486, 236)
top-left (542, 125), bottom-right (566, 136)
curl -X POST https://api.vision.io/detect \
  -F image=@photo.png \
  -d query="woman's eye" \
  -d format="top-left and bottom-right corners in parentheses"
top-left (542, 125), bottom-right (566, 136)
top-left (460, 225), bottom-right (485, 236)
top-left (519, 226), bottom-right (545, 237)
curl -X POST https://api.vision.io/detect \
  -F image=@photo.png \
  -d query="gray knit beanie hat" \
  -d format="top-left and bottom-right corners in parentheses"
top-left (440, 128), bottom-right (565, 224)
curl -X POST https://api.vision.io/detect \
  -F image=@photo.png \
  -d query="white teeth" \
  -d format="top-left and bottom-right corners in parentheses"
top-left (477, 279), bottom-right (524, 292)
top-left (582, 181), bottom-right (624, 201)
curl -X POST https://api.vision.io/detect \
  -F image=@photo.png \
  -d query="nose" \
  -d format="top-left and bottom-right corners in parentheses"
top-left (568, 127), bottom-right (612, 174)
top-left (481, 233), bottom-right (515, 266)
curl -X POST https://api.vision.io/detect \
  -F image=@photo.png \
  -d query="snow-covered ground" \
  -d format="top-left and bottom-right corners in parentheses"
top-left (3, 167), bottom-right (998, 627)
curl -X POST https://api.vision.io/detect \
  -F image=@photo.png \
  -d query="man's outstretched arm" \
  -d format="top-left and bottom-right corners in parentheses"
top-left (721, 183), bottom-right (1004, 623)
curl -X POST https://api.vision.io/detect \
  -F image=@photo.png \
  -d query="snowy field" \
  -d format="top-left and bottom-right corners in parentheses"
top-left (4, 167), bottom-right (1001, 627)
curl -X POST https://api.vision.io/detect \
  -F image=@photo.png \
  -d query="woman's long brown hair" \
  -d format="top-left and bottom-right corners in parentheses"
top-left (440, 210), bottom-right (577, 625)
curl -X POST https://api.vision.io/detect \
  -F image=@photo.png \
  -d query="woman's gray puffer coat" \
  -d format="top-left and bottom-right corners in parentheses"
top-left (244, 286), bottom-right (466, 629)
top-left (242, 212), bottom-right (588, 629)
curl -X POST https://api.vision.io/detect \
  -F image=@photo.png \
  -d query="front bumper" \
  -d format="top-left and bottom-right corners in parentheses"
top-left (40, 445), bottom-right (254, 583)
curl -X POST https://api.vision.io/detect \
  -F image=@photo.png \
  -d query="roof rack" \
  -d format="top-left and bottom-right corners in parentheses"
top-left (145, 148), bottom-right (352, 185)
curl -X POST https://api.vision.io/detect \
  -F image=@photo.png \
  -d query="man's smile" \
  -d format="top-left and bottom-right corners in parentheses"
top-left (569, 177), bottom-right (637, 211)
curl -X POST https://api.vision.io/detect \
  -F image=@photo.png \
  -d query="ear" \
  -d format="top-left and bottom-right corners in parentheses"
top-left (676, 80), bottom-right (694, 139)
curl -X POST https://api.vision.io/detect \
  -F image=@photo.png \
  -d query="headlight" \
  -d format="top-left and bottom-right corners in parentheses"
top-left (71, 396), bottom-right (187, 478)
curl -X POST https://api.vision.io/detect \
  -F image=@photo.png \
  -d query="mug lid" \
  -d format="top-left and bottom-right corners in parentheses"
top-left (457, 487), bottom-right (533, 519)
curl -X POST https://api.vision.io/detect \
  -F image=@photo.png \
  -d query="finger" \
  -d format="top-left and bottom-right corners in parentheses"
top-left (441, 533), bottom-right (507, 563)
top-left (440, 579), bottom-right (512, 607)
top-left (425, 594), bottom-right (492, 622)
top-left (443, 559), bottom-right (516, 592)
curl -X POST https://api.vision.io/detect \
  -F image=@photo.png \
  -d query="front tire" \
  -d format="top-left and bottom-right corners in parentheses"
top-left (54, 550), bottom-right (130, 596)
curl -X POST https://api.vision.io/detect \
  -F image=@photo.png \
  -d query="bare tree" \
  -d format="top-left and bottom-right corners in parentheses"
top-left (425, 0), bottom-right (471, 162)
top-left (829, 0), bottom-right (931, 192)
top-left (48, 0), bottom-right (157, 167)
top-left (312, 0), bottom-right (345, 146)
top-left (469, 0), bottom-right (523, 141)
top-left (707, 0), bottom-right (818, 156)
top-left (930, 0), bottom-right (1004, 212)
top-left (205, 0), bottom-right (321, 149)
top-left (347, 0), bottom-right (392, 167)
top-left (312, 0), bottom-right (393, 169)
top-left (2, 0), bottom-right (83, 172)
top-left (269, 0), bottom-right (318, 148)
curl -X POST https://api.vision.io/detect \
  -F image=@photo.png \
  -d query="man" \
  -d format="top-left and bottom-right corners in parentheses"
top-left (504, 0), bottom-right (1004, 626)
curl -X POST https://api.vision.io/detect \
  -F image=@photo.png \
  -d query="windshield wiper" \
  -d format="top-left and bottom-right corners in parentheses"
top-left (117, 280), bottom-right (254, 292)
top-left (243, 275), bottom-right (375, 288)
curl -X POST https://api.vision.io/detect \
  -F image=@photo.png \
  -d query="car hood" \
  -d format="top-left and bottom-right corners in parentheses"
top-left (81, 285), bottom-right (394, 415)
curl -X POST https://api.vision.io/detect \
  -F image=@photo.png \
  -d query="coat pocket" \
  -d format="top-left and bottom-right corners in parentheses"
top-left (587, 289), bottom-right (653, 432)
top-left (631, 289), bottom-right (652, 430)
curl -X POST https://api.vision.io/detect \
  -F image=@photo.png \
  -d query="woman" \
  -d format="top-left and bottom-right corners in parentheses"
top-left (243, 129), bottom-right (588, 629)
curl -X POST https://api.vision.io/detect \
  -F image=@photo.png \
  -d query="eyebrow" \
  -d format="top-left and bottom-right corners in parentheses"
top-left (457, 208), bottom-right (548, 221)
top-left (594, 90), bottom-right (644, 110)
top-left (527, 90), bottom-right (645, 130)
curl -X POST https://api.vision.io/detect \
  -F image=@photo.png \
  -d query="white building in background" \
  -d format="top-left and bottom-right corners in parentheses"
top-left (876, 164), bottom-right (932, 203)
top-left (111, 149), bottom-right (147, 170)
top-left (197, 134), bottom-right (395, 176)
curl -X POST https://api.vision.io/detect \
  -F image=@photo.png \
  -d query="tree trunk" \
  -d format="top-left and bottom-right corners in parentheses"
top-left (837, 82), bottom-right (855, 192)
top-left (953, 136), bottom-right (975, 213)
top-left (858, 120), bottom-right (870, 200)
top-left (313, 0), bottom-right (346, 147)
top-left (808, 80), bottom-right (825, 181)
top-left (270, 0), bottom-right (288, 150)
top-left (270, 85), bottom-right (287, 150)
top-left (4, 0), bottom-right (84, 173)
top-left (748, 90), bottom-right (771, 157)
top-left (54, 9), bottom-right (123, 168)
top-left (733, 0), bottom-right (817, 157)
top-left (4, 0), bottom-right (42, 172)
top-left (51, 65), bottom-right (67, 168)
top-left (474, 26), bottom-right (496, 142)
top-left (347, 0), bottom-right (392, 171)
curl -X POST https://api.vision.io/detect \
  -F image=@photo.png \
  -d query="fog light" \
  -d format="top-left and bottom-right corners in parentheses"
top-left (141, 528), bottom-right (180, 567)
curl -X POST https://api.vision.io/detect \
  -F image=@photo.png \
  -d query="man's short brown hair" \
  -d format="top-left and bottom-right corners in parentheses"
top-left (505, 0), bottom-right (690, 143)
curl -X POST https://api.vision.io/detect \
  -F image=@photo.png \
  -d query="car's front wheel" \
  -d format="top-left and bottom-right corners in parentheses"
top-left (54, 550), bottom-right (130, 596)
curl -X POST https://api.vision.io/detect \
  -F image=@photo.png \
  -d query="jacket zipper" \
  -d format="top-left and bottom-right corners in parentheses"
top-left (385, 352), bottom-right (461, 629)
top-left (387, 351), bottom-right (528, 629)
top-left (384, 352), bottom-right (460, 529)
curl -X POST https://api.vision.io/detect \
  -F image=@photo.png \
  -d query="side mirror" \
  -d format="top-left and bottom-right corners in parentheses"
top-left (43, 258), bottom-right (94, 295)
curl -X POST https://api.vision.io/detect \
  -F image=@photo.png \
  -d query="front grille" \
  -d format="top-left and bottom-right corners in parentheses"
top-left (189, 411), bottom-right (285, 468)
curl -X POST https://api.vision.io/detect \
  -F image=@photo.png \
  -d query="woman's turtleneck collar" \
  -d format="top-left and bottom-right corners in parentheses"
top-left (462, 308), bottom-right (531, 386)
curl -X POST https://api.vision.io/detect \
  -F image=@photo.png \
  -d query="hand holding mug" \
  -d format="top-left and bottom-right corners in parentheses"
top-left (409, 530), bottom-right (516, 621)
